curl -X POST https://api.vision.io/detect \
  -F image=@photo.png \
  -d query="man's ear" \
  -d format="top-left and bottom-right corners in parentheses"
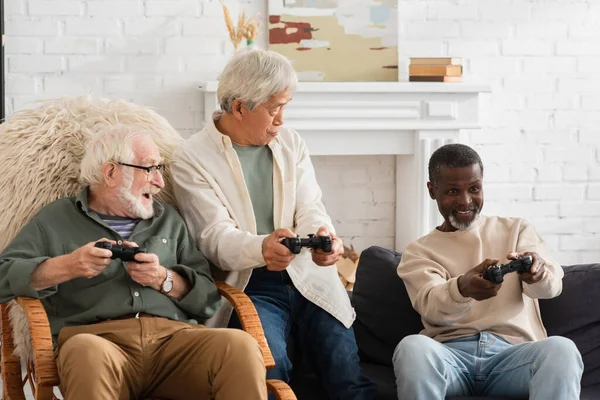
top-left (102, 162), bottom-right (118, 188)
top-left (427, 181), bottom-right (436, 200)
top-left (232, 99), bottom-right (244, 121)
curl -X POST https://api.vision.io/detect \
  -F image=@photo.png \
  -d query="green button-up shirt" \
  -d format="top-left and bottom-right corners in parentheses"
top-left (0, 189), bottom-right (221, 341)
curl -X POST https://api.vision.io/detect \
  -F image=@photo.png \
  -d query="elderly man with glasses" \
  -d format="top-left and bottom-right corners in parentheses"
top-left (0, 125), bottom-right (268, 400)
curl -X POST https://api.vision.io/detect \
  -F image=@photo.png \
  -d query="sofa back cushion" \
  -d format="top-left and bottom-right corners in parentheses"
top-left (539, 264), bottom-right (600, 387)
top-left (353, 246), bottom-right (423, 366)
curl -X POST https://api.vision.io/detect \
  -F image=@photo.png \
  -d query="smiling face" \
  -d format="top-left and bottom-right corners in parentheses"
top-left (427, 163), bottom-right (484, 232)
top-left (116, 136), bottom-right (165, 219)
top-left (236, 90), bottom-right (292, 146)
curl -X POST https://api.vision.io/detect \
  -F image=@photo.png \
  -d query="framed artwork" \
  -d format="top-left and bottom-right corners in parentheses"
top-left (268, 0), bottom-right (398, 82)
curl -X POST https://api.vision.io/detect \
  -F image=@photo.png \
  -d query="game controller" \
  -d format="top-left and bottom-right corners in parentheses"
top-left (281, 234), bottom-right (333, 255)
top-left (95, 242), bottom-right (147, 262)
top-left (482, 255), bottom-right (534, 284)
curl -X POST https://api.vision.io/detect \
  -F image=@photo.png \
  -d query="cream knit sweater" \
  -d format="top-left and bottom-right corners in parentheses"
top-left (398, 216), bottom-right (563, 344)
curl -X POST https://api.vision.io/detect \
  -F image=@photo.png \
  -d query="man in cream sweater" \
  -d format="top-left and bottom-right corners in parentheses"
top-left (393, 144), bottom-right (583, 400)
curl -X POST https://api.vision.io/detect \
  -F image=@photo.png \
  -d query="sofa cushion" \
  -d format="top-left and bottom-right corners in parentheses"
top-left (353, 246), bottom-right (423, 366)
top-left (359, 362), bottom-right (396, 400)
top-left (539, 264), bottom-right (600, 387)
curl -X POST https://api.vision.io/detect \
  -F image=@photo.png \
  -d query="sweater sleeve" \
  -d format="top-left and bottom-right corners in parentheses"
top-left (516, 220), bottom-right (563, 299)
top-left (397, 246), bottom-right (474, 326)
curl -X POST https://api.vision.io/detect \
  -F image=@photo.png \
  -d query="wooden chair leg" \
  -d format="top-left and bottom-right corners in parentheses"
top-left (26, 361), bottom-right (58, 400)
top-left (266, 379), bottom-right (297, 400)
top-left (1, 303), bottom-right (26, 400)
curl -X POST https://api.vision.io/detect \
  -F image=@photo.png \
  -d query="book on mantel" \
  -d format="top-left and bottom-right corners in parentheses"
top-left (409, 57), bottom-right (463, 83)
top-left (410, 57), bottom-right (462, 66)
top-left (409, 76), bottom-right (462, 82)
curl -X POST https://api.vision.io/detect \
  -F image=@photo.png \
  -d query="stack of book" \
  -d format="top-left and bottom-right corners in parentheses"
top-left (409, 57), bottom-right (462, 82)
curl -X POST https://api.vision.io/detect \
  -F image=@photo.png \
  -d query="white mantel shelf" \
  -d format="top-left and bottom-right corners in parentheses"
top-left (200, 81), bottom-right (491, 94)
top-left (199, 81), bottom-right (491, 250)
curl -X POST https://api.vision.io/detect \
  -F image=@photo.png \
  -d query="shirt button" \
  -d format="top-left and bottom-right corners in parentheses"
top-left (162, 238), bottom-right (167, 244)
top-left (134, 291), bottom-right (140, 297)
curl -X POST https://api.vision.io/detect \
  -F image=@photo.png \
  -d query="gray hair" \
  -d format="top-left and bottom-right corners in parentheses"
top-left (79, 124), bottom-right (150, 186)
top-left (217, 48), bottom-right (298, 113)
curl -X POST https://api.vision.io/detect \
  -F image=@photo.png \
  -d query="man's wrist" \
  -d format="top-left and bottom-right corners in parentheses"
top-left (60, 253), bottom-right (77, 280)
top-left (154, 266), bottom-right (168, 291)
top-left (457, 275), bottom-right (469, 298)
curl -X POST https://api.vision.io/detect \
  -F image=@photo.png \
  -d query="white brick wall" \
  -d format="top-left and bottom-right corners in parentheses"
top-left (5, 0), bottom-right (600, 264)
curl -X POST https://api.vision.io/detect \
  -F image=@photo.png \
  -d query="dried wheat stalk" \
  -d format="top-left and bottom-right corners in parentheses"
top-left (219, 1), bottom-right (260, 50)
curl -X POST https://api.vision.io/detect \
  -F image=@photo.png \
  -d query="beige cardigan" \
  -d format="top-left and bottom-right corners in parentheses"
top-left (171, 116), bottom-right (355, 329)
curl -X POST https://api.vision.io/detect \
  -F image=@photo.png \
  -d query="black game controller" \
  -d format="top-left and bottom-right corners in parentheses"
top-left (281, 234), bottom-right (333, 255)
top-left (95, 242), bottom-right (147, 262)
top-left (483, 255), bottom-right (534, 284)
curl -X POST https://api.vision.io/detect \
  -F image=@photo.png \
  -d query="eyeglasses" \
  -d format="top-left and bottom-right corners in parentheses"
top-left (259, 104), bottom-right (286, 117)
top-left (116, 162), bottom-right (165, 181)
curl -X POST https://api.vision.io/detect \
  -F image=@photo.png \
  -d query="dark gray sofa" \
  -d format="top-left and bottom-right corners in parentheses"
top-left (290, 246), bottom-right (600, 400)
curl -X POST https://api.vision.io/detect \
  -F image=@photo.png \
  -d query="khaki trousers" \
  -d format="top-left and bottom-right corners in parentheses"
top-left (56, 316), bottom-right (267, 400)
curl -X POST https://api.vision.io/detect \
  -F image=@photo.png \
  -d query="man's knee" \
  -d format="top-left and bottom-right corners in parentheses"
top-left (211, 329), bottom-right (264, 363)
top-left (59, 333), bottom-right (121, 367)
top-left (537, 336), bottom-right (583, 372)
top-left (393, 335), bottom-right (436, 362)
top-left (58, 333), bottom-right (128, 392)
top-left (393, 335), bottom-right (442, 376)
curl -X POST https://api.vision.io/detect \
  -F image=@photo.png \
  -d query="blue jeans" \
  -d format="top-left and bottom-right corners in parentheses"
top-left (229, 268), bottom-right (377, 400)
top-left (393, 332), bottom-right (583, 400)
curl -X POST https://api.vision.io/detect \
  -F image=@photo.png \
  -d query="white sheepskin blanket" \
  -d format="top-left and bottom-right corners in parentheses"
top-left (0, 95), bottom-right (184, 361)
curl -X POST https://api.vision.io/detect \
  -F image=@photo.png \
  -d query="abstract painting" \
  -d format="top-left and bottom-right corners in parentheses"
top-left (268, 0), bottom-right (398, 82)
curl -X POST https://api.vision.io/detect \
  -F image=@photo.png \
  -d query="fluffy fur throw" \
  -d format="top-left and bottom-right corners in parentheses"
top-left (7, 302), bottom-right (33, 363)
top-left (0, 96), bottom-right (184, 361)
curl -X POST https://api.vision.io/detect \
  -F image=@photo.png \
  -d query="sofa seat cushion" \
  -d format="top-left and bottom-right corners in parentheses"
top-left (360, 362), bottom-right (396, 400)
top-left (581, 385), bottom-right (600, 400)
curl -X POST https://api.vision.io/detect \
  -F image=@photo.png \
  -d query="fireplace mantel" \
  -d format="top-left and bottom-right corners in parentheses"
top-left (199, 81), bottom-right (491, 251)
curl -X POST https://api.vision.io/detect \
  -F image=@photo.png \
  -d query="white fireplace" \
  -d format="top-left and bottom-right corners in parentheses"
top-left (199, 81), bottom-right (490, 251)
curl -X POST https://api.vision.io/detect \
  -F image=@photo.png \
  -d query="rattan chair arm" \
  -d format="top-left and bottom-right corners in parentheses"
top-left (16, 297), bottom-right (60, 388)
top-left (267, 379), bottom-right (298, 400)
top-left (215, 280), bottom-right (275, 369)
top-left (1, 302), bottom-right (26, 400)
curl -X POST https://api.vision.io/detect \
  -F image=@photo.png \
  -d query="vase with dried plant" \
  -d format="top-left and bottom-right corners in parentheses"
top-left (219, 1), bottom-right (261, 50)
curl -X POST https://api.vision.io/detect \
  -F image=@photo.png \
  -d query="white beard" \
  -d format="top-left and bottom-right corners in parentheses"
top-left (119, 190), bottom-right (154, 219)
top-left (449, 212), bottom-right (480, 231)
top-left (117, 171), bottom-right (154, 219)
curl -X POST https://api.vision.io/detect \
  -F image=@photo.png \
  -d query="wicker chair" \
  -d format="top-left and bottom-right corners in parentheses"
top-left (0, 288), bottom-right (295, 400)
top-left (0, 97), bottom-right (296, 400)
